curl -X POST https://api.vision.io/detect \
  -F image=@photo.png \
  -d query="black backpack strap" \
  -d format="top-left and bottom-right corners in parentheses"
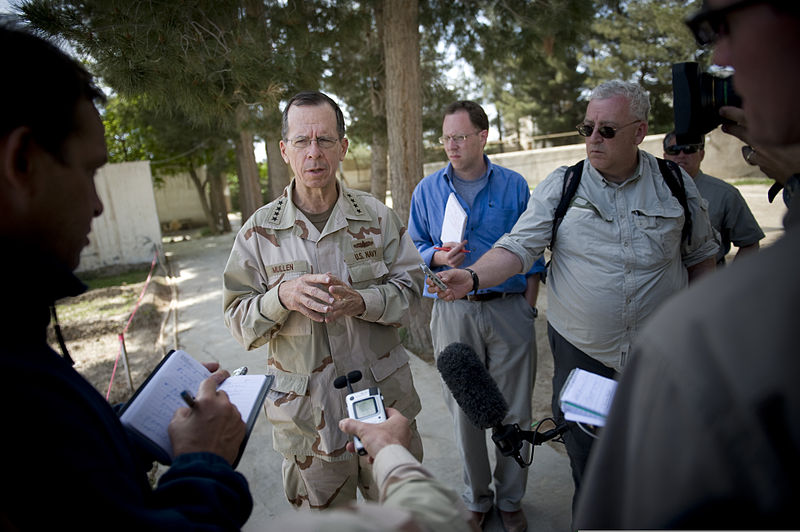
top-left (657, 157), bottom-right (692, 246)
top-left (550, 159), bottom-right (584, 250)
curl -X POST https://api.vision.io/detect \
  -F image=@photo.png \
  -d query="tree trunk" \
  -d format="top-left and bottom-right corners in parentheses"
top-left (207, 169), bottom-right (229, 233)
top-left (208, 142), bottom-right (231, 233)
top-left (495, 105), bottom-right (504, 153)
top-left (368, 1), bottom-right (389, 204)
top-left (265, 107), bottom-right (290, 202)
top-left (186, 163), bottom-right (219, 235)
top-left (381, 0), bottom-right (431, 357)
top-left (370, 130), bottom-right (388, 203)
top-left (211, 171), bottom-right (231, 233)
top-left (235, 104), bottom-right (262, 223)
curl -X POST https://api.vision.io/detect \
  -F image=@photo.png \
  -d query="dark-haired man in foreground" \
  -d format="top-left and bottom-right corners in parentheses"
top-left (0, 22), bottom-right (252, 530)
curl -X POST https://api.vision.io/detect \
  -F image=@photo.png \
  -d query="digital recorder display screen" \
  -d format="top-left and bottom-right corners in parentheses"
top-left (354, 397), bottom-right (378, 419)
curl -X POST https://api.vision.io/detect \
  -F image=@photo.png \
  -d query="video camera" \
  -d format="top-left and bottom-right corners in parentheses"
top-left (672, 61), bottom-right (741, 146)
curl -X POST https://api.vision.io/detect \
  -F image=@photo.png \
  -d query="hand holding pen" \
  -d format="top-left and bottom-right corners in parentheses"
top-left (169, 367), bottom-right (246, 465)
top-left (180, 366), bottom-right (248, 407)
top-left (433, 240), bottom-right (470, 269)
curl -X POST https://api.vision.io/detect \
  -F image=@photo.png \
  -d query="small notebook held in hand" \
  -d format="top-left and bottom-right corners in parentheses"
top-left (118, 349), bottom-right (272, 468)
top-left (440, 192), bottom-right (468, 244)
top-left (559, 368), bottom-right (617, 427)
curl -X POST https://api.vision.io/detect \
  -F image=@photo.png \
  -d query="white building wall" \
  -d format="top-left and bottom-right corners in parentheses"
top-left (78, 161), bottom-right (163, 272)
top-left (424, 128), bottom-right (765, 188)
top-left (153, 169), bottom-right (209, 228)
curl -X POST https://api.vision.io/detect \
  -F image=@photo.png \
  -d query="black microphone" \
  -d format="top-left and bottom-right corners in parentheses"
top-left (437, 341), bottom-right (570, 468)
top-left (436, 342), bottom-right (509, 430)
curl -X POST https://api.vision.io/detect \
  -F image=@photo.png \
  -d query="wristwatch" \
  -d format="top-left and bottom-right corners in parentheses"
top-left (531, 307), bottom-right (539, 318)
top-left (464, 268), bottom-right (479, 295)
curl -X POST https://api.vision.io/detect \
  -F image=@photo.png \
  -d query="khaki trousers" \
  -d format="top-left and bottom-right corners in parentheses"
top-left (431, 295), bottom-right (537, 513)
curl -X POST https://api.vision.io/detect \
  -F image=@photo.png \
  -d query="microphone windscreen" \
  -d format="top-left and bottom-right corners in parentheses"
top-left (436, 342), bottom-right (509, 430)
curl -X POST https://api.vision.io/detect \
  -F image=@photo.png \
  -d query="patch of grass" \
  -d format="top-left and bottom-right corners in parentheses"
top-left (78, 268), bottom-right (150, 290)
top-left (56, 288), bottom-right (139, 322)
top-left (731, 178), bottom-right (772, 186)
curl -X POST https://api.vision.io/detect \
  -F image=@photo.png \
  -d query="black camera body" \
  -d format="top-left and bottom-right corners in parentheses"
top-left (672, 61), bottom-right (742, 146)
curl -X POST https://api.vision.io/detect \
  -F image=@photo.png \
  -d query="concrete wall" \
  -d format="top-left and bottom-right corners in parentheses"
top-left (78, 161), bottom-right (163, 273)
top-left (340, 158), bottom-right (372, 192)
top-left (152, 168), bottom-right (227, 230)
top-left (423, 127), bottom-right (765, 188)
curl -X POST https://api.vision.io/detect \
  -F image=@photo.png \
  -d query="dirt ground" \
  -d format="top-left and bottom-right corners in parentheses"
top-left (46, 260), bottom-right (559, 442)
top-left (47, 276), bottom-right (173, 405)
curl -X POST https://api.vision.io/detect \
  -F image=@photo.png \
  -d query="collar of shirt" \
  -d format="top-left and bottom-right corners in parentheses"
top-left (443, 154), bottom-right (493, 186)
top-left (590, 150), bottom-right (644, 189)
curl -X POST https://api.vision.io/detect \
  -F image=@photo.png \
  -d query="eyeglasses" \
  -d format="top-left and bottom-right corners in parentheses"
top-left (576, 120), bottom-right (640, 139)
top-left (438, 131), bottom-right (482, 145)
top-left (685, 0), bottom-right (778, 46)
top-left (665, 144), bottom-right (703, 155)
top-left (285, 136), bottom-right (341, 150)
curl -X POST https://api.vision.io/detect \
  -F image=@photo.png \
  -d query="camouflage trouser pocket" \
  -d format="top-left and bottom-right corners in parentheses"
top-left (282, 454), bottom-right (360, 510)
top-left (369, 357), bottom-right (422, 421)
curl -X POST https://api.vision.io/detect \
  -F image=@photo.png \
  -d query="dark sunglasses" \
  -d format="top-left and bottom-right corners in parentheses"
top-left (686, 0), bottom-right (795, 46)
top-left (576, 120), bottom-right (640, 139)
top-left (665, 144), bottom-right (703, 155)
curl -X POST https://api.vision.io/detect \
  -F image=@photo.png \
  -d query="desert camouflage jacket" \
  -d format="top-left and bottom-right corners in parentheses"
top-left (223, 180), bottom-right (423, 459)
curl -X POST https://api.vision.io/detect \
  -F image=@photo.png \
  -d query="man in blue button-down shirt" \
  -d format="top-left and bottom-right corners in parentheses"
top-left (409, 100), bottom-right (545, 532)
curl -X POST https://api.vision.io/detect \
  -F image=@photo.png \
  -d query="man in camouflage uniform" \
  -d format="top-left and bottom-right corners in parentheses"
top-left (223, 90), bottom-right (424, 510)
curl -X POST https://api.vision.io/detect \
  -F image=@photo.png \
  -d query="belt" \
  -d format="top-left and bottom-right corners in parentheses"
top-left (462, 292), bottom-right (515, 302)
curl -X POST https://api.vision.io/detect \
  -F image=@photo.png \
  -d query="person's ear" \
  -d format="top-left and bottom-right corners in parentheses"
top-left (279, 139), bottom-right (290, 164)
top-left (0, 126), bottom-right (36, 191)
top-left (634, 121), bottom-right (648, 145)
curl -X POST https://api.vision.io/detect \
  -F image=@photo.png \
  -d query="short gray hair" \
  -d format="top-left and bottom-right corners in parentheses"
top-left (590, 80), bottom-right (650, 122)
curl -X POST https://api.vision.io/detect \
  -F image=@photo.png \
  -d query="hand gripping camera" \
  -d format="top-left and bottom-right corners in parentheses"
top-left (333, 370), bottom-right (386, 456)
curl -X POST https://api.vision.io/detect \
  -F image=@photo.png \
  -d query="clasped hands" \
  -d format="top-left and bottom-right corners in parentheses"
top-left (278, 273), bottom-right (366, 322)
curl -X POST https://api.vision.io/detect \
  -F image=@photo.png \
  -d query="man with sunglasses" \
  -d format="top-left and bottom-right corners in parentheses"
top-left (664, 130), bottom-right (763, 265)
top-left (408, 101), bottom-right (546, 532)
top-left (429, 80), bottom-right (718, 512)
top-left (574, 1), bottom-right (800, 528)
top-left (223, 91), bottom-right (424, 510)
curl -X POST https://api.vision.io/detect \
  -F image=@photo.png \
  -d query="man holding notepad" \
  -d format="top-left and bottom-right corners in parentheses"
top-left (409, 100), bottom-right (545, 532)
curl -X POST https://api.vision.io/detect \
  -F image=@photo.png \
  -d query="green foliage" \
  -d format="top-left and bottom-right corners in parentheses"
top-left (421, 0), bottom-right (594, 144)
top-left (100, 94), bottom-right (236, 183)
top-left (102, 95), bottom-right (152, 163)
top-left (22, 0), bottom-right (715, 187)
top-left (580, 0), bottom-right (709, 133)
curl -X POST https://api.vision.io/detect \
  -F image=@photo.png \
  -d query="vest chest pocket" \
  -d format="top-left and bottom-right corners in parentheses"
top-left (632, 205), bottom-right (684, 262)
top-left (346, 258), bottom-right (389, 289)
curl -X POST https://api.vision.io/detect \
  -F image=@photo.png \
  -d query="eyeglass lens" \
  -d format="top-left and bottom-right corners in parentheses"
top-left (438, 132), bottom-right (480, 145)
top-left (666, 144), bottom-right (701, 155)
top-left (289, 136), bottom-right (338, 149)
top-left (576, 124), bottom-right (620, 139)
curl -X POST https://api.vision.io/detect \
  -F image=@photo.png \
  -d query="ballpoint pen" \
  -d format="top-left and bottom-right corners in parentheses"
top-left (180, 390), bottom-right (196, 408)
top-left (434, 246), bottom-right (471, 253)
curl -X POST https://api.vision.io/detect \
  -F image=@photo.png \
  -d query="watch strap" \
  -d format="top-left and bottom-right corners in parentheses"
top-left (464, 268), bottom-right (479, 295)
